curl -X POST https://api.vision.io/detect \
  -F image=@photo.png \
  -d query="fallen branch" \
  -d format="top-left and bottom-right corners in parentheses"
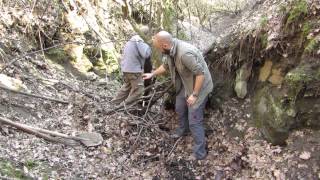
top-left (0, 116), bottom-right (103, 147)
top-left (0, 116), bottom-right (74, 145)
top-left (0, 85), bottom-right (69, 104)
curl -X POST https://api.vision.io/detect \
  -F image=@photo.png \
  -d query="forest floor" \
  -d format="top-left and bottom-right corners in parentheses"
top-left (0, 55), bottom-right (319, 179)
top-left (1, 0), bottom-right (320, 179)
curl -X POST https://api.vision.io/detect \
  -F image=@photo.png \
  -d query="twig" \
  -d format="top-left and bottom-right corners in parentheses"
top-left (0, 85), bottom-right (69, 104)
top-left (143, 89), bottom-right (156, 119)
top-left (132, 126), bottom-right (144, 147)
top-left (167, 137), bottom-right (182, 160)
top-left (104, 81), bottom-right (172, 115)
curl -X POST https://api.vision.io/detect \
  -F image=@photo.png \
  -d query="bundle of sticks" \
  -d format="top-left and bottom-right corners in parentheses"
top-left (104, 80), bottom-right (173, 115)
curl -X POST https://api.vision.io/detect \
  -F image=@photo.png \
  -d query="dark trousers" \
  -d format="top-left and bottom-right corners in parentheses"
top-left (175, 87), bottom-right (207, 159)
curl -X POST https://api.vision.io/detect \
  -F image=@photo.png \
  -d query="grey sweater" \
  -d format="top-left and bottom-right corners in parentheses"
top-left (120, 35), bottom-right (151, 73)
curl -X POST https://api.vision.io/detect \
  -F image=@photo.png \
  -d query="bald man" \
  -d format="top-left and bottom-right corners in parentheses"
top-left (143, 31), bottom-right (213, 160)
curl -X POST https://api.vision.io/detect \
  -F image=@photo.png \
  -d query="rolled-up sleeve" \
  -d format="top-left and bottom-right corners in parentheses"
top-left (181, 53), bottom-right (204, 75)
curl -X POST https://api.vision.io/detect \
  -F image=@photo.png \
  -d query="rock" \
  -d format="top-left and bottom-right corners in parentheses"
top-left (45, 48), bottom-right (71, 63)
top-left (268, 68), bottom-right (284, 85)
top-left (259, 60), bottom-right (273, 82)
top-left (252, 63), bottom-right (320, 145)
top-left (84, 46), bottom-right (108, 77)
top-left (252, 85), bottom-right (292, 145)
top-left (0, 74), bottom-right (29, 92)
top-left (235, 81), bottom-right (247, 98)
top-left (296, 98), bottom-right (320, 128)
top-left (235, 62), bottom-right (252, 98)
top-left (65, 44), bottom-right (94, 74)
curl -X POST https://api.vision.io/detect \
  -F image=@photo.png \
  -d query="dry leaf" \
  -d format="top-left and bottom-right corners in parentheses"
top-left (299, 151), bottom-right (311, 160)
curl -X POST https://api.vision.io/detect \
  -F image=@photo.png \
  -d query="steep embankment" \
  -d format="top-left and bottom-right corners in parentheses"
top-left (205, 0), bottom-right (320, 145)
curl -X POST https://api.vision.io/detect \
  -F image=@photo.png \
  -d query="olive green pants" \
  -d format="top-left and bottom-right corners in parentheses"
top-left (111, 72), bottom-right (144, 105)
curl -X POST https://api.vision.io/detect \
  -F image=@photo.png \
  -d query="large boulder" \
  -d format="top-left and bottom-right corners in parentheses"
top-left (252, 63), bottom-right (320, 145)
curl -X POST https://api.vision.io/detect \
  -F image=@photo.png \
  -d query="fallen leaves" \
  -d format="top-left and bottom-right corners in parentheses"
top-left (299, 151), bottom-right (311, 160)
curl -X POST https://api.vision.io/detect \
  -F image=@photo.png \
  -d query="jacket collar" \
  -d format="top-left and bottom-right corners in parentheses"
top-left (169, 38), bottom-right (178, 58)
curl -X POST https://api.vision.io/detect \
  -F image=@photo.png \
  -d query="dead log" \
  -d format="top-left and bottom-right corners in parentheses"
top-left (0, 116), bottom-right (103, 147)
top-left (0, 116), bottom-right (75, 145)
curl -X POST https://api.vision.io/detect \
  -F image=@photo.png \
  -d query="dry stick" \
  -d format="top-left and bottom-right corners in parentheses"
top-left (167, 137), bottom-right (182, 160)
top-left (104, 82), bottom-right (170, 115)
top-left (143, 89), bottom-right (156, 119)
top-left (132, 89), bottom-right (156, 148)
top-left (0, 116), bottom-right (71, 145)
top-left (132, 126), bottom-right (144, 148)
top-left (38, 30), bottom-right (46, 59)
top-left (0, 85), bottom-right (69, 104)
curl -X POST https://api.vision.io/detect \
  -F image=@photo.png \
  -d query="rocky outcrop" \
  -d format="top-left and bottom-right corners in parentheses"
top-left (205, 0), bottom-right (320, 145)
top-left (0, 74), bottom-right (29, 92)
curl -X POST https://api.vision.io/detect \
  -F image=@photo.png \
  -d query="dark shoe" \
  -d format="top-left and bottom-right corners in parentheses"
top-left (170, 128), bottom-right (189, 139)
top-left (193, 152), bottom-right (207, 160)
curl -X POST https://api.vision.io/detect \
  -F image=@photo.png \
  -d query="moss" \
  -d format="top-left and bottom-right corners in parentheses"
top-left (101, 49), bottom-right (120, 74)
top-left (285, 66), bottom-right (312, 86)
top-left (177, 31), bottom-right (189, 41)
top-left (302, 22), bottom-right (311, 37)
top-left (252, 85), bottom-right (296, 145)
top-left (304, 38), bottom-right (319, 53)
top-left (260, 33), bottom-right (268, 49)
top-left (259, 15), bottom-right (268, 29)
top-left (83, 46), bottom-right (106, 70)
top-left (25, 160), bottom-right (38, 169)
top-left (286, 0), bottom-right (308, 26)
top-left (0, 160), bottom-right (32, 179)
top-left (45, 48), bottom-right (73, 63)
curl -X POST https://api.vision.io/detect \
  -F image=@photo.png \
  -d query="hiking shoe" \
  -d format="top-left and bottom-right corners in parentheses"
top-left (193, 152), bottom-right (208, 160)
top-left (170, 128), bottom-right (190, 139)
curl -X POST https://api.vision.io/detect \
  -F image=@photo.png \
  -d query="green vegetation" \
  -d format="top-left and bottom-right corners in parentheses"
top-left (304, 37), bottom-right (319, 53)
top-left (25, 160), bottom-right (38, 169)
top-left (260, 32), bottom-right (268, 49)
top-left (162, 0), bottom-right (175, 32)
top-left (302, 22), bottom-right (311, 37)
top-left (0, 160), bottom-right (32, 179)
top-left (286, 0), bottom-right (308, 26)
top-left (260, 15), bottom-right (268, 28)
top-left (101, 49), bottom-right (120, 75)
top-left (45, 48), bottom-right (73, 64)
top-left (177, 31), bottom-right (189, 41)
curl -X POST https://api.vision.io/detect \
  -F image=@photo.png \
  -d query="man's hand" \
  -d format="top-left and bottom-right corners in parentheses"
top-left (143, 73), bottom-right (153, 80)
top-left (187, 94), bottom-right (197, 106)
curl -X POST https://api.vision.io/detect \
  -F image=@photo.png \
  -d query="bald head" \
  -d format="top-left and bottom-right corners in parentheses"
top-left (153, 31), bottom-right (173, 54)
top-left (155, 31), bottom-right (173, 44)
